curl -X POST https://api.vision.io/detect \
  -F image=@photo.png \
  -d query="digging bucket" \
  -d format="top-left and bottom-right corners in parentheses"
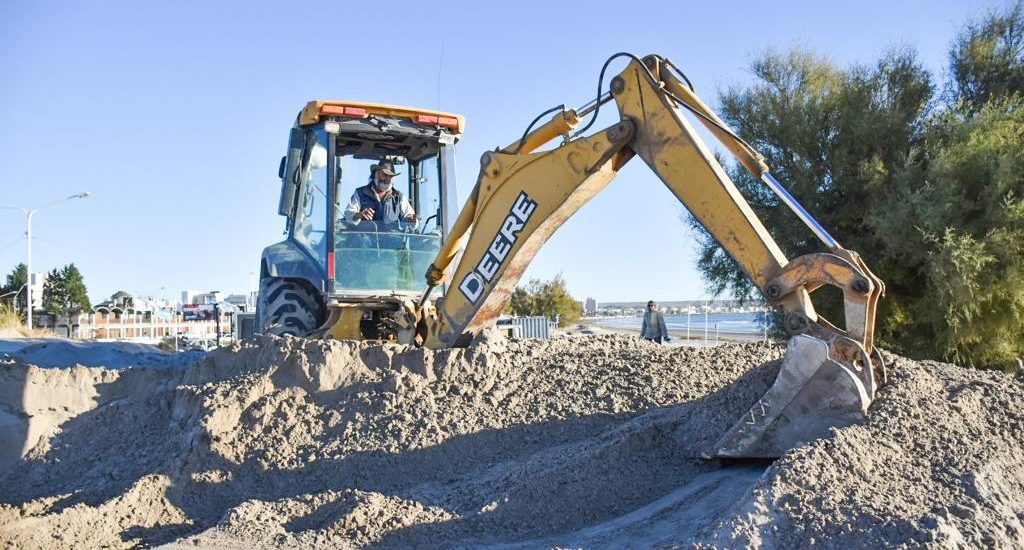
top-left (711, 334), bottom-right (875, 458)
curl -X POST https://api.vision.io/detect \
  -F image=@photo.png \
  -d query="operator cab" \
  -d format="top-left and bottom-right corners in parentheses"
top-left (274, 101), bottom-right (462, 302)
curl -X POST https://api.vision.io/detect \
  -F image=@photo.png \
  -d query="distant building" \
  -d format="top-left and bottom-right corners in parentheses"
top-left (224, 292), bottom-right (256, 312)
top-left (188, 291), bottom-right (224, 306)
top-left (181, 290), bottom-right (201, 305)
top-left (29, 272), bottom-right (46, 309)
top-left (93, 291), bottom-right (177, 318)
top-left (584, 297), bottom-right (597, 316)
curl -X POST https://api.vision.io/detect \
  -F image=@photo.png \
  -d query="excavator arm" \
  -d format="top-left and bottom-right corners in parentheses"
top-left (417, 53), bottom-right (886, 458)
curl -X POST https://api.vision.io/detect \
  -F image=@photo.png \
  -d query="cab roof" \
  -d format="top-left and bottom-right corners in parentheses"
top-left (299, 100), bottom-right (465, 135)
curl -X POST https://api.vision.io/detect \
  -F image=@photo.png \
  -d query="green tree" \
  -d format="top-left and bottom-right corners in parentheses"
top-left (877, 98), bottom-right (1024, 368)
top-left (949, 1), bottom-right (1024, 111)
top-left (689, 47), bottom-right (932, 319)
top-left (507, 274), bottom-right (580, 327)
top-left (689, 4), bottom-right (1024, 370)
top-left (508, 286), bottom-right (534, 316)
top-left (2, 263), bottom-right (28, 318)
top-left (868, 5), bottom-right (1024, 369)
top-left (42, 263), bottom-right (92, 337)
top-left (3, 263), bottom-right (27, 294)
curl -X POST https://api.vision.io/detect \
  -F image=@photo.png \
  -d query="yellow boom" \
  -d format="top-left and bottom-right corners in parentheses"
top-left (416, 53), bottom-right (886, 458)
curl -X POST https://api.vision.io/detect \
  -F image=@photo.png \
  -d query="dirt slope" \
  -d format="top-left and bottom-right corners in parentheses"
top-left (0, 333), bottom-right (1021, 549)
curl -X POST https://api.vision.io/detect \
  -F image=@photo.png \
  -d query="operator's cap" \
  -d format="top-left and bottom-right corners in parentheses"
top-left (372, 161), bottom-right (400, 177)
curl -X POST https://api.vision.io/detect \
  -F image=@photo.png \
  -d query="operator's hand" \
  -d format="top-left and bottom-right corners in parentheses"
top-left (405, 213), bottom-right (417, 222)
top-left (360, 207), bottom-right (375, 220)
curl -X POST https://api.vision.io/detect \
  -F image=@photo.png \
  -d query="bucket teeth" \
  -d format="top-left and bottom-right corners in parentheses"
top-left (712, 335), bottom-right (874, 458)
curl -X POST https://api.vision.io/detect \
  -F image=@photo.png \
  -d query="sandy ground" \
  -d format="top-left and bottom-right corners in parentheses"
top-left (0, 333), bottom-right (1022, 548)
top-left (0, 327), bottom-right (54, 340)
top-left (565, 322), bottom-right (766, 347)
top-left (0, 338), bottom-right (204, 368)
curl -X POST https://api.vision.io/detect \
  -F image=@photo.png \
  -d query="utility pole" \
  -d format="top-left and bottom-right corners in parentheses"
top-left (213, 300), bottom-right (221, 348)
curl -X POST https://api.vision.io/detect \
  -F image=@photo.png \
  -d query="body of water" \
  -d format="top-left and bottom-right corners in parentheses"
top-left (591, 312), bottom-right (766, 336)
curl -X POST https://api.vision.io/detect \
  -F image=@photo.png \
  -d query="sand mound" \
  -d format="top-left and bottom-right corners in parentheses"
top-left (705, 357), bottom-right (1024, 548)
top-left (0, 334), bottom-right (1021, 548)
top-left (2, 339), bottom-right (203, 369)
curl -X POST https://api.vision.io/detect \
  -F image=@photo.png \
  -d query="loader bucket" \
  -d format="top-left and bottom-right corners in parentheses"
top-left (712, 334), bottom-right (875, 458)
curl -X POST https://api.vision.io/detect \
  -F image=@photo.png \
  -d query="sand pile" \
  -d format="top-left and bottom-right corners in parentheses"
top-left (705, 356), bottom-right (1024, 548)
top-left (0, 334), bottom-right (1021, 548)
top-left (2, 339), bottom-right (204, 370)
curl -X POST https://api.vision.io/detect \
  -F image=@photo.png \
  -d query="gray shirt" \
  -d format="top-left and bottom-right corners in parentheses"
top-left (641, 310), bottom-right (668, 339)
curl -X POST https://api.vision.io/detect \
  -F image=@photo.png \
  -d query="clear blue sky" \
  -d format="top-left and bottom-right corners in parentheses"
top-left (0, 0), bottom-right (1004, 305)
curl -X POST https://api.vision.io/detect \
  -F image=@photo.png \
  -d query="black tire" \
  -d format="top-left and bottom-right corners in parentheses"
top-left (256, 278), bottom-right (324, 337)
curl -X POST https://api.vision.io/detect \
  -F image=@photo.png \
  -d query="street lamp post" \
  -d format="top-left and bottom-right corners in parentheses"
top-left (2, 192), bottom-right (91, 330)
top-left (0, 283), bottom-right (27, 306)
top-left (704, 301), bottom-right (709, 345)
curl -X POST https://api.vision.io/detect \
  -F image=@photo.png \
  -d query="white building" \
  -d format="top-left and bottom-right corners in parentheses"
top-left (29, 272), bottom-right (46, 309)
top-left (224, 292), bottom-right (257, 312)
top-left (183, 290), bottom-right (224, 305)
top-left (181, 290), bottom-right (203, 305)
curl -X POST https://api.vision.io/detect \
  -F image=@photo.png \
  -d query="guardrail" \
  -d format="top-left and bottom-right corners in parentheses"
top-left (495, 316), bottom-right (556, 339)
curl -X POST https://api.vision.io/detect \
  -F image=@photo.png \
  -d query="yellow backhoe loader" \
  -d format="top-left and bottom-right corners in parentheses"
top-left (258, 53), bottom-right (886, 458)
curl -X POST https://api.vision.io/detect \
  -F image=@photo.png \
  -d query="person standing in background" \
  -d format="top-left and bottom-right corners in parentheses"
top-left (641, 300), bottom-right (670, 344)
